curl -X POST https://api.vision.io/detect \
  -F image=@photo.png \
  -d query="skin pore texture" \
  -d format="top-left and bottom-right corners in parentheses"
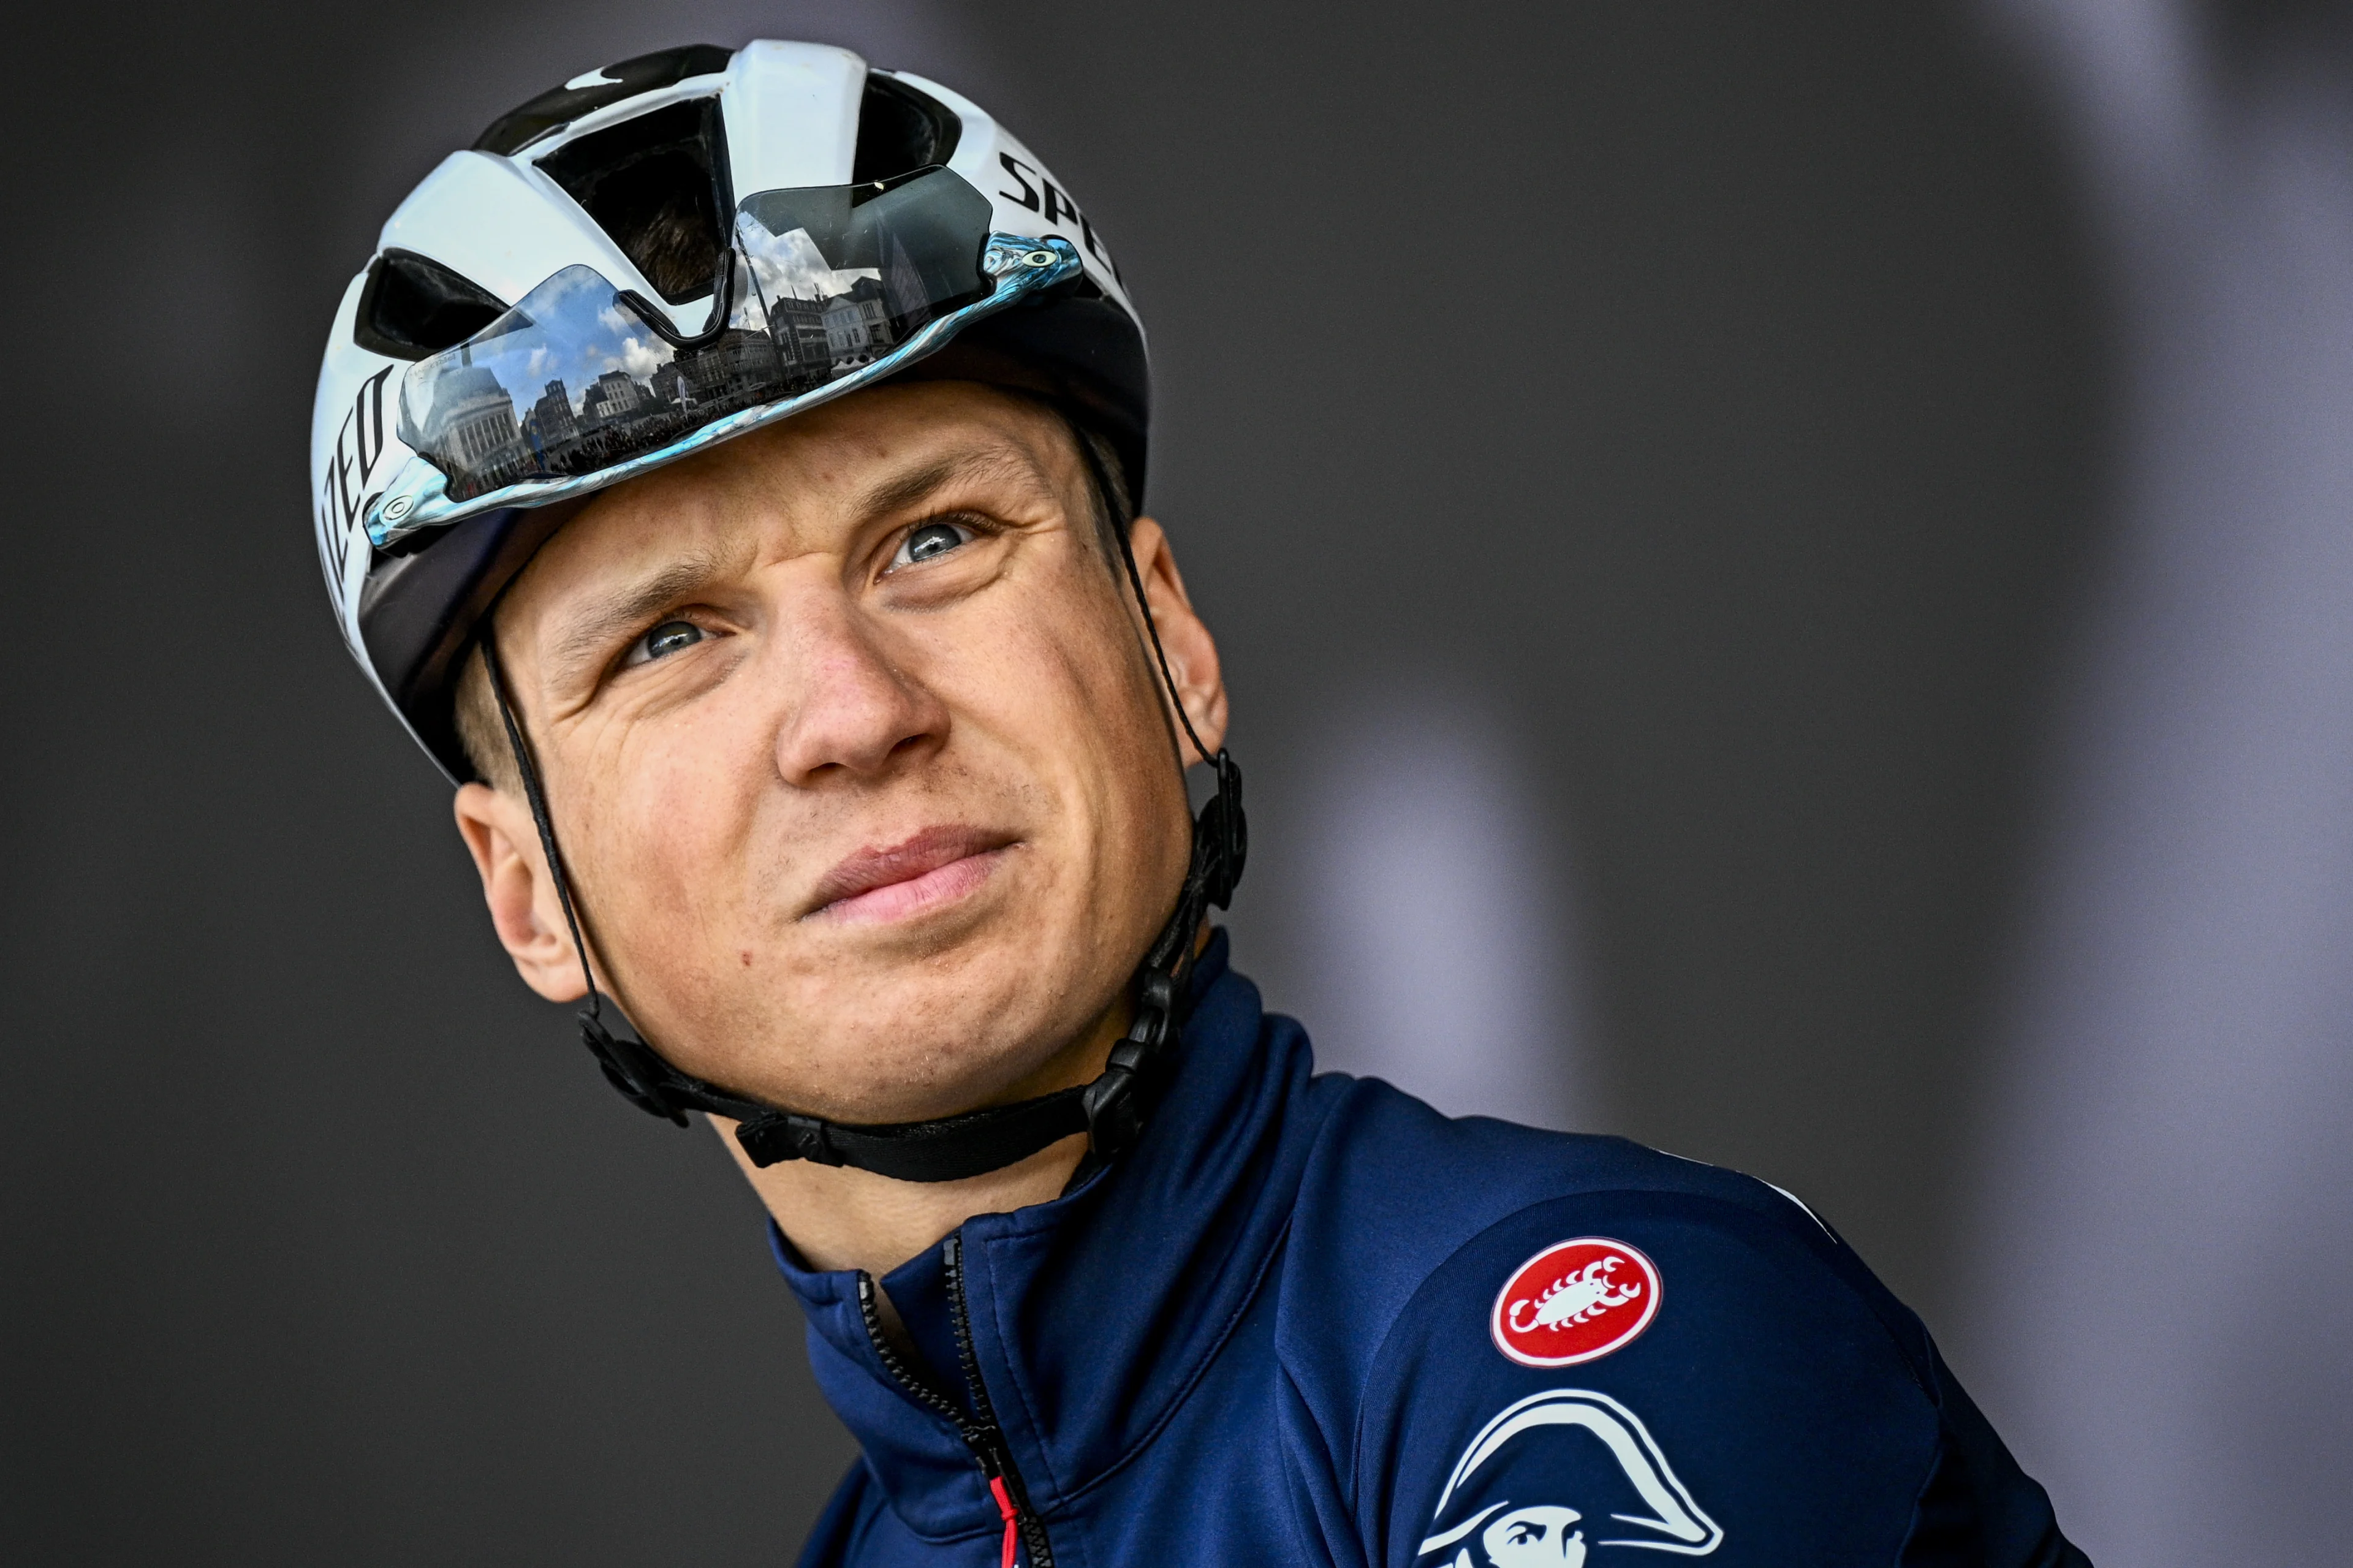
top-left (452, 382), bottom-right (1227, 1279)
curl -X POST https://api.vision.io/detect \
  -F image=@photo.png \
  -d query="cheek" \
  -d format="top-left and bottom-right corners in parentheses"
top-left (572, 699), bottom-right (771, 946)
top-left (957, 591), bottom-right (1188, 861)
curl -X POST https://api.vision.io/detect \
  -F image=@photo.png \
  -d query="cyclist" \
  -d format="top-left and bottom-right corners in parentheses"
top-left (313, 40), bottom-right (2088, 1567)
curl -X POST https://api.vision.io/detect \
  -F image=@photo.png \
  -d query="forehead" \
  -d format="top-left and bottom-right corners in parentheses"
top-left (510, 381), bottom-right (1083, 600)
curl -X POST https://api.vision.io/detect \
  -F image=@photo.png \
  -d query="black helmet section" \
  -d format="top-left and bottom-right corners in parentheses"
top-left (536, 97), bottom-right (732, 306)
top-left (521, 69), bottom-right (964, 304)
top-left (358, 505), bottom-right (570, 782)
top-left (852, 74), bottom-right (962, 182)
top-left (354, 250), bottom-right (509, 362)
top-left (474, 44), bottom-right (736, 157)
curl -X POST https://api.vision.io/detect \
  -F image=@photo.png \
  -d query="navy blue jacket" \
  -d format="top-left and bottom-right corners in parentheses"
top-left (778, 936), bottom-right (2086, 1567)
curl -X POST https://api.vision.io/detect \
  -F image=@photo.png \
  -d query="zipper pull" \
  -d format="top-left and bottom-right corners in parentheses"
top-left (860, 1253), bottom-right (1050, 1568)
top-left (987, 1474), bottom-right (1020, 1568)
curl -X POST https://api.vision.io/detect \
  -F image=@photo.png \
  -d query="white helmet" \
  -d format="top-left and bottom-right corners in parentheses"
top-left (311, 40), bottom-right (1148, 781)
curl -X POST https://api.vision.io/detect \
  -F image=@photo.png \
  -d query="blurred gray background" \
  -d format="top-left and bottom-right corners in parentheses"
top-left (5, 2), bottom-right (2344, 1564)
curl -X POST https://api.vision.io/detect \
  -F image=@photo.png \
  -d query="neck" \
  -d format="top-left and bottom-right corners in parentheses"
top-left (713, 998), bottom-right (1129, 1277)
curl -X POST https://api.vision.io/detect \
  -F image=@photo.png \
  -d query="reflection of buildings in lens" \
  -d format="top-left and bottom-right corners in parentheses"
top-left (580, 369), bottom-right (649, 425)
top-left (757, 231), bottom-right (934, 387)
top-left (822, 276), bottom-right (898, 369)
top-left (882, 229), bottom-right (932, 342)
top-left (528, 381), bottom-right (578, 449)
top-left (676, 328), bottom-right (787, 415)
top-left (517, 378), bottom-right (587, 479)
top-left (423, 351), bottom-right (531, 499)
top-left (430, 223), bottom-right (952, 499)
top-left (821, 232), bottom-right (932, 370)
top-left (517, 366), bottom-right (696, 482)
top-left (768, 295), bottom-right (833, 392)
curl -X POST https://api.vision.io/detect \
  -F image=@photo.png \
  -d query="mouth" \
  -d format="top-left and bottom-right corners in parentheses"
top-left (803, 824), bottom-right (1018, 925)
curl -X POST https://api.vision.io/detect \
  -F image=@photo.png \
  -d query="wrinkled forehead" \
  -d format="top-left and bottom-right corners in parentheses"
top-left (502, 380), bottom-right (1088, 620)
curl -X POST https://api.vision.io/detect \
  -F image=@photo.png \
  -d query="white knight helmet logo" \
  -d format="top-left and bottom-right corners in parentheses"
top-left (1416, 1391), bottom-right (1723, 1566)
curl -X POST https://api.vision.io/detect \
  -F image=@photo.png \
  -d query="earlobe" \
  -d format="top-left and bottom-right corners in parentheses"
top-left (1127, 517), bottom-right (1229, 763)
top-left (450, 782), bottom-right (591, 1003)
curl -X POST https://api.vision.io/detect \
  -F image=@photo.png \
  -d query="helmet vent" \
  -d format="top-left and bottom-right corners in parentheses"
top-left (354, 248), bottom-right (507, 360)
top-left (854, 75), bottom-right (961, 183)
top-left (536, 98), bottom-right (729, 306)
top-left (474, 44), bottom-right (733, 157)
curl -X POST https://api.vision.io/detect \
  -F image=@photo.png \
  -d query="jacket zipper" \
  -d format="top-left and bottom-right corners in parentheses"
top-left (855, 1236), bottom-right (1055, 1568)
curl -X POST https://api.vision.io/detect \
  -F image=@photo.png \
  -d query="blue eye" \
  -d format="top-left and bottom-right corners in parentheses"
top-left (896, 520), bottom-right (974, 567)
top-left (632, 619), bottom-right (703, 664)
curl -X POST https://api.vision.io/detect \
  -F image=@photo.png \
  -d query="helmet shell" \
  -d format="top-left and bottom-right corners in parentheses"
top-left (311, 41), bottom-right (1147, 779)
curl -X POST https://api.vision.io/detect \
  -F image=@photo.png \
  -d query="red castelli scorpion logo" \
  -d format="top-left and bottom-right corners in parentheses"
top-left (1507, 1254), bottom-right (1642, 1335)
top-left (1491, 1238), bottom-right (1663, 1368)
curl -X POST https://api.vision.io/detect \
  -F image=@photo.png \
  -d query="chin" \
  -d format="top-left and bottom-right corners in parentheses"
top-left (717, 931), bottom-right (1106, 1124)
top-left (781, 1006), bottom-right (1075, 1125)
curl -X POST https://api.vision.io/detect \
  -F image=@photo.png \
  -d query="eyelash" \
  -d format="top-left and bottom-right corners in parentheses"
top-left (610, 515), bottom-right (995, 676)
top-left (888, 515), bottom-right (988, 572)
top-left (621, 617), bottom-right (707, 669)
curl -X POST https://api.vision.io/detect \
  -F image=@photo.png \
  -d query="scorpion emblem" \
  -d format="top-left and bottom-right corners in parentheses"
top-left (1507, 1254), bottom-right (1642, 1336)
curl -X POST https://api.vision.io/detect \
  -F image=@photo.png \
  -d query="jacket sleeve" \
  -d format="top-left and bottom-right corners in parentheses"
top-left (1898, 1338), bottom-right (2089, 1567)
top-left (1345, 1185), bottom-right (2089, 1568)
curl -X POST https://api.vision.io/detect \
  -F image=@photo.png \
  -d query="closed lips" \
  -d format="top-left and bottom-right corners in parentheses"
top-left (804, 825), bottom-right (1017, 923)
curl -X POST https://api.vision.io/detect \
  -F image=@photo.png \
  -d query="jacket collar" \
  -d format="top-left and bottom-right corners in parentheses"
top-left (767, 932), bottom-right (1319, 1539)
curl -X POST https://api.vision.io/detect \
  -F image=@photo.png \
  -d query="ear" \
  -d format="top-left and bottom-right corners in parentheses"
top-left (1125, 517), bottom-right (1228, 763)
top-left (451, 782), bottom-right (592, 1004)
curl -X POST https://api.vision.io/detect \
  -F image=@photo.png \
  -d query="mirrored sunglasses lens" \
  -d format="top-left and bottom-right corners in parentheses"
top-left (396, 169), bottom-right (996, 503)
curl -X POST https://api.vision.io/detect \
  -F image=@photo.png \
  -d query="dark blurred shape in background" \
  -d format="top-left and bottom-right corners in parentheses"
top-left (2, 4), bottom-right (2333, 1565)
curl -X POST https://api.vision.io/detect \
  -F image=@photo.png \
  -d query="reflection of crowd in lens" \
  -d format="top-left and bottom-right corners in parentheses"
top-left (416, 240), bottom-right (936, 502)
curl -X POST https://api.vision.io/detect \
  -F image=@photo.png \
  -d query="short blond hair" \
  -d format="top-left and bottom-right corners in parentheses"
top-left (452, 642), bottom-right (522, 793)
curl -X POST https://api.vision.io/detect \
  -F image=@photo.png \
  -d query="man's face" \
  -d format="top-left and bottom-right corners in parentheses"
top-left (457, 382), bottom-right (1222, 1123)
top-left (1482, 1507), bottom-right (1586, 1566)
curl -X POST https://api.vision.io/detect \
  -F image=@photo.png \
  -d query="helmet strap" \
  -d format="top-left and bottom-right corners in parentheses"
top-left (471, 454), bottom-right (1242, 1183)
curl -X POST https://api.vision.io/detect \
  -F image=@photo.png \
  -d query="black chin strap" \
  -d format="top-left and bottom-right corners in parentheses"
top-left (476, 488), bottom-right (1244, 1184)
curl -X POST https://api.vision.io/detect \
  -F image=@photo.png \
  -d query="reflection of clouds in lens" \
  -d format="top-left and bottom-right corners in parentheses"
top-left (594, 301), bottom-right (638, 339)
top-left (615, 336), bottom-right (664, 377)
top-left (737, 217), bottom-right (878, 303)
top-left (483, 284), bottom-right (657, 394)
top-left (487, 271), bottom-right (664, 401)
top-left (411, 264), bottom-right (700, 445)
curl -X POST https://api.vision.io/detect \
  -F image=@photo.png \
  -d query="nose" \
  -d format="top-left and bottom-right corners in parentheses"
top-left (766, 593), bottom-right (947, 786)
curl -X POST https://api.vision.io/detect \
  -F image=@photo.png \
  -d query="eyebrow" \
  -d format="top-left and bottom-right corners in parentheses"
top-left (851, 441), bottom-right (1054, 523)
top-left (539, 441), bottom-right (1062, 691)
top-left (543, 550), bottom-right (735, 691)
